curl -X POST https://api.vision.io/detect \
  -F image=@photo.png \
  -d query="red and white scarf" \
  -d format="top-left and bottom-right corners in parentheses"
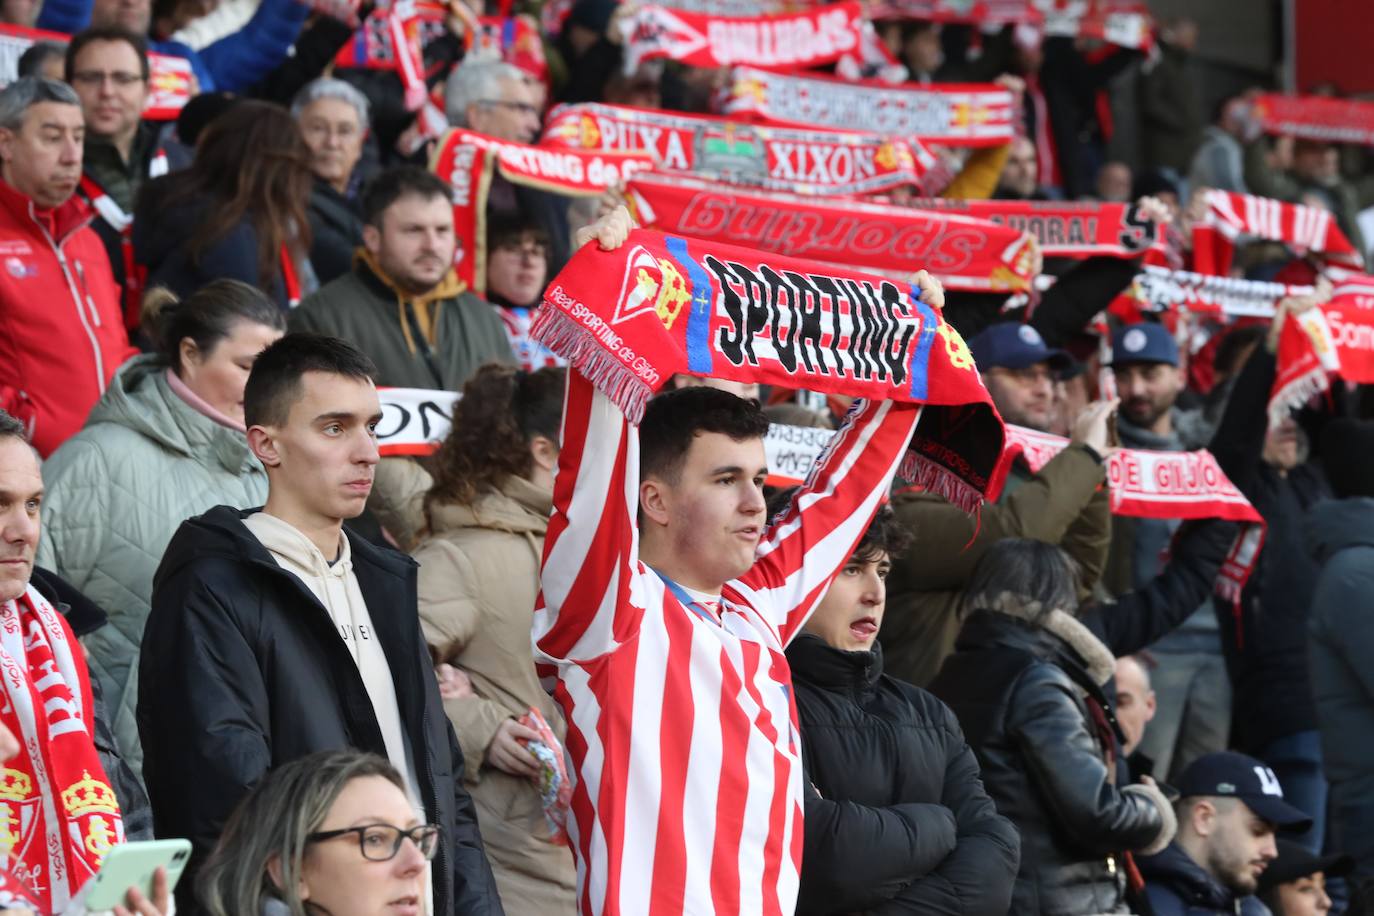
top-left (334, 0), bottom-right (442, 111)
top-left (79, 149), bottom-right (169, 331)
top-left (721, 67), bottom-right (1015, 147)
top-left (1252, 93), bottom-right (1374, 148)
top-left (541, 102), bottom-right (939, 197)
top-left (0, 586), bottom-right (124, 913)
top-left (865, 0), bottom-right (1153, 50)
top-left (626, 171), bottom-right (1039, 292)
top-left (1270, 270), bottom-right (1374, 423)
top-left (616, 2), bottom-right (865, 73)
top-left (533, 228), bottom-right (1010, 509)
top-left (911, 198), bottom-right (1166, 259)
top-left (1192, 189), bottom-right (1364, 275)
top-left (429, 128), bottom-right (655, 291)
top-left (998, 425), bottom-right (1264, 606)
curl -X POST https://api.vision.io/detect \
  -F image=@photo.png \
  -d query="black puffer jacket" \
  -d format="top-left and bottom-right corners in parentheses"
top-left (929, 606), bottom-right (1175, 916)
top-left (788, 635), bottom-right (1019, 915)
top-left (307, 177), bottom-right (364, 286)
top-left (138, 506), bottom-right (502, 915)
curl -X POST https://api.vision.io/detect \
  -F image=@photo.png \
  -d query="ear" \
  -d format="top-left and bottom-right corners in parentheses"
top-left (1190, 799), bottom-right (1217, 837)
top-left (528, 435), bottom-right (559, 474)
top-left (265, 853), bottom-right (308, 902)
top-left (639, 477), bottom-right (672, 528)
top-left (178, 336), bottom-right (201, 372)
top-left (0, 127), bottom-right (15, 166)
top-left (362, 223), bottom-right (382, 256)
top-left (247, 425), bottom-right (283, 468)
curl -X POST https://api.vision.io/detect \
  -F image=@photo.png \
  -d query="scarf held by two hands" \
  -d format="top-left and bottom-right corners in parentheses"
top-left (530, 228), bottom-right (1008, 511)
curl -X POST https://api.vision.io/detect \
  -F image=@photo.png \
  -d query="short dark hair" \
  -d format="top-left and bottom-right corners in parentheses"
top-left (963, 537), bottom-right (1080, 620)
top-left (64, 27), bottom-right (150, 83)
top-left (17, 42), bottom-right (65, 80)
top-left (486, 210), bottom-right (550, 254)
top-left (640, 385), bottom-right (769, 484)
top-left (0, 409), bottom-right (28, 444)
top-left (768, 489), bottom-right (910, 564)
top-left (243, 333), bottom-right (377, 429)
top-left (360, 165), bottom-right (452, 227)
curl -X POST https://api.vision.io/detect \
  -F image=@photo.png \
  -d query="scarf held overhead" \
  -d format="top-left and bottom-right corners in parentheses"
top-left (532, 228), bottom-right (1008, 509)
top-left (912, 198), bottom-right (1165, 259)
top-left (626, 171), bottom-right (1038, 292)
top-left (0, 586), bottom-right (124, 913)
top-left (616, 2), bottom-right (865, 73)
top-left (429, 128), bottom-right (655, 291)
top-left (541, 103), bottom-right (937, 196)
top-left (1271, 270), bottom-right (1374, 423)
top-left (722, 67), bottom-right (1014, 147)
top-left (1192, 189), bottom-right (1363, 275)
top-left (1252, 93), bottom-right (1374, 148)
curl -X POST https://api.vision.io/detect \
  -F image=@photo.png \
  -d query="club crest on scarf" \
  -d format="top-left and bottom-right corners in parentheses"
top-left (0, 768), bottom-right (39, 865)
top-left (613, 247), bottom-right (693, 330)
top-left (62, 772), bottom-right (121, 874)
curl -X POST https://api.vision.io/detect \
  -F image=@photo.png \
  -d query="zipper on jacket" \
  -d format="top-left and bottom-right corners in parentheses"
top-left (31, 204), bottom-right (107, 393)
top-left (74, 260), bottom-right (102, 328)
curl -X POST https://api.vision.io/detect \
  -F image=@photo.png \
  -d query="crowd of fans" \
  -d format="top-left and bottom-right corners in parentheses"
top-left (1, 0), bottom-right (1373, 914)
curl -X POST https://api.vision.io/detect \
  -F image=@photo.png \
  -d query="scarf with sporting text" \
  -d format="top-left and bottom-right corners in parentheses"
top-left (626, 171), bottom-right (1039, 292)
top-left (910, 198), bottom-right (1166, 259)
top-left (616, 2), bottom-right (865, 73)
top-left (541, 102), bottom-right (942, 196)
top-left (722, 67), bottom-right (1014, 147)
top-left (532, 228), bottom-right (1009, 510)
top-left (1192, 189), bottom-right (1363, 275)
top-left (1252, 93), bottom-right (1374, 147)
top-left (429, 128), bottom-right (655, 292)
top-left (0, 586), bottom-right (124, 913)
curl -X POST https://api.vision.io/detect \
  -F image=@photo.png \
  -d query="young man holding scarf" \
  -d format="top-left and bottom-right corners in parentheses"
top-left (531, 209), bottom-right (1006, 914)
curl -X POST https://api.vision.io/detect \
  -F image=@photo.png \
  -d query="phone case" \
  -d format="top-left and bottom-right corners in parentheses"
top-left (80, 839), bottom-right (192, 910)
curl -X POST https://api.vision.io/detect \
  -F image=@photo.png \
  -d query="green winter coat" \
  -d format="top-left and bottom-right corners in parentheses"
top-left (881, 444), bottom-right (1112, 688)
top-left (36, 355), bottom-right (268, 777)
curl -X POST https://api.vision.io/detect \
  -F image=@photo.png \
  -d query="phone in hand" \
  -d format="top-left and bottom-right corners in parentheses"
top-left (80, 839), bottom-right (191, 911)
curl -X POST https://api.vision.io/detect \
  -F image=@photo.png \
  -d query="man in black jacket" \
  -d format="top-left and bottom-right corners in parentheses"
top-left (786, 504), bottom-right (1019, 915)
top-left (138, 335), bottom-right (502, 915)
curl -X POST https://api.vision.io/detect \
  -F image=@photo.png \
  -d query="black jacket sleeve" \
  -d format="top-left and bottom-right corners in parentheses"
top-left (869, 703), bottom-right (1020, 916)
top-left (796, 777), bottom-right (958, 916)
top-left (137, 569), bottom-right (272, 912)
top-left (442, 700), bottom-right (505, 914)
top-left (1083, 517), bottom-right (1239, 657)
top-left (249, 11), bottom-right (366, 104)
top-left (1029, 257), bottom-right (1141, 348)
top-left (1207, 348), bottom-right (1275, 491)
top-left (1006, 664), bottom-right (1165, 856)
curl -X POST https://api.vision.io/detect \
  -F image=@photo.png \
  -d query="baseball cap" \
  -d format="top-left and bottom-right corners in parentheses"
top-left (1175, 752), bottom-right (1313, 831)
top-left (1109, 323), bottom-right (1179, 368)
top-left (1257, 840), bottom-right (1353, 893)
top-left (968, 322), bottom-right (1072, 374)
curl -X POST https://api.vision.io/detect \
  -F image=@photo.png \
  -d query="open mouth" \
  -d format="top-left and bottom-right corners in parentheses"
top-left (849, 616), bottom-right (878, 640)
top-left (388, 895), bottom-right (420, 915)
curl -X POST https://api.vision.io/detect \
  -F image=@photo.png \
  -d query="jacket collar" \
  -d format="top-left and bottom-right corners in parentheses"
top-left (959, 599), bottom-right (1116, 687)
top-left (0, 175), bottom-right (94, 245)
top-left (1140, 842), bottom-right (1243, 911)
top-left (786, 633), bottom-right (884, 693)
top-left (354, 248), bottom-right (466, 304)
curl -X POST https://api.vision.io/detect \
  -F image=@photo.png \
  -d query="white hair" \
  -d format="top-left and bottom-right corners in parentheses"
top-left (0, 77), bottom-right (78, 132)
top-left (290, 77), bottom-right (370, 127)
top-left (444, 59), bottom-right (527, 127)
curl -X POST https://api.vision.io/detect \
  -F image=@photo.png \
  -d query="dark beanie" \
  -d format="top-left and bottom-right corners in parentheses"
top-left (176, 92), bottom-right (242, 147)
top-left (567, 0), bottom-right (618, 34)
top-left (1320, 418), bottom-right (1374, 499)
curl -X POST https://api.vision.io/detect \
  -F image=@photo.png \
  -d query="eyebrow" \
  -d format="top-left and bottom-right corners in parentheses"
top-left (312, 411), bottom-right (382, 424)
top-left (0, 487), bottom-right (42, 501)
top-left (710, 465), bottom-right (770, 477)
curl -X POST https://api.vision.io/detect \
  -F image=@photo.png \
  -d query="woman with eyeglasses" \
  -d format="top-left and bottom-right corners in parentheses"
top-left (198, 750), bottom-right (440, 916)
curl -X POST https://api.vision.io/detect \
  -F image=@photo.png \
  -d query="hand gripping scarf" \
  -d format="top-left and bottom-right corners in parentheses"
top-left (998, 425), bottom-right (1265, 615)
top-left (722, 67), bottom-right (1015, 148)
top-left (1252, 93), bottom-right (1374, 148)
top-left (0, 586), bottom-right (124, 912)
top-left (1192, 189), bottom-right (1364, 275)
top-left (532, 229), bottom-right (1009, 510)
top-left (541, 102), bottom-right (939, 197)
top-left (616, 2), bottom-right (866, 73)
top-left (626, 171), bottom-right (1039, 293)
top-left (429, 128), bottom-right (655, 291)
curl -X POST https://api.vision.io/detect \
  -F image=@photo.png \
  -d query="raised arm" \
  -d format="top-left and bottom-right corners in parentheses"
top-left (532, 370), bottom-right (645, 665)
top-left (741, 395), bottom-right (921, 644)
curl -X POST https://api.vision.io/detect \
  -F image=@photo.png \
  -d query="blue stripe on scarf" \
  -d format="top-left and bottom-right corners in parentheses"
top-left (908, 284), bottom-right (936, 400)
top-left (666, 235), bottom-right (715, 376)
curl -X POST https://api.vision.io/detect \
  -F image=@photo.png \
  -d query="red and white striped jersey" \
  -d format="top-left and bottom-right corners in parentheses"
top-left (534, 372), bottom-right (921, 915)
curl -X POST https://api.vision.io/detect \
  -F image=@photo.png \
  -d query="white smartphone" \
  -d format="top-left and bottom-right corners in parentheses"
top-left (80, 839), bottom-right (192, 911)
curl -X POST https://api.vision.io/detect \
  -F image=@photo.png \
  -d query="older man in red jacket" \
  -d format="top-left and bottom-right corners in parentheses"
top-left (0, 77), bottom-right (134, 457)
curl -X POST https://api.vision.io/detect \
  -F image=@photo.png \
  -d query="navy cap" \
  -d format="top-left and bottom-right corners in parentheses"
top-left (968, 322), bottom-right (1072, 373)
top-left (1175, 752), bottom-right (1313, 831)
top-left (1110, 323), bottom-right (1179, 367)
top-left (1256, 840), bottom-right (1353, 893)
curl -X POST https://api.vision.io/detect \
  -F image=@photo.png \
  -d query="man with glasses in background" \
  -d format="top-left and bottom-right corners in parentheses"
top-left (66, 26), bottom-right (176, 332)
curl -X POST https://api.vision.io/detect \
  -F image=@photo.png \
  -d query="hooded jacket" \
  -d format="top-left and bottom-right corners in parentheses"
top-left (37, 355), bottom-right (268, 778)
top-left (413, 476), bottom-right (576, 915)
top-left (1307, 497), bottom-right (1374, 797)
top-left (138, 505), bottom-right (503, 915)
top-left (289, 257), bottom-right (515, 389)
top-left (1138, 842), bottom-right (1268, 916)
top-left (0, 176), bottom-right (135, 457)
top-left (786, 634), bottom-right (1019, 916)
top-left (929, 601), bottom-right (1176, 916)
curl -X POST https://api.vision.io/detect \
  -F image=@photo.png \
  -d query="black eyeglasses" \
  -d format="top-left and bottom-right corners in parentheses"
top-left (307, 824), bottom-right (441, 862)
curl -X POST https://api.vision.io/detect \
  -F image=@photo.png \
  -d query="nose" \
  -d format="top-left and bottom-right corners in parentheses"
top-left (861, 570), bottom-right (884, 606)
top-left (1318, 885), bottom-right (1332, 912)
top-left (741, 479), bottom-right (766, 517)
top-left (60, 136), bottom-right (82, 165)
top-left (393, 835), bottom-right (427, 876)
top-left (356, 428), bottom-right (380, 466)
top-left (2, 507), bottom-right (38, 550)
top-left (1259, 834), bottom-right (1278, 861)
